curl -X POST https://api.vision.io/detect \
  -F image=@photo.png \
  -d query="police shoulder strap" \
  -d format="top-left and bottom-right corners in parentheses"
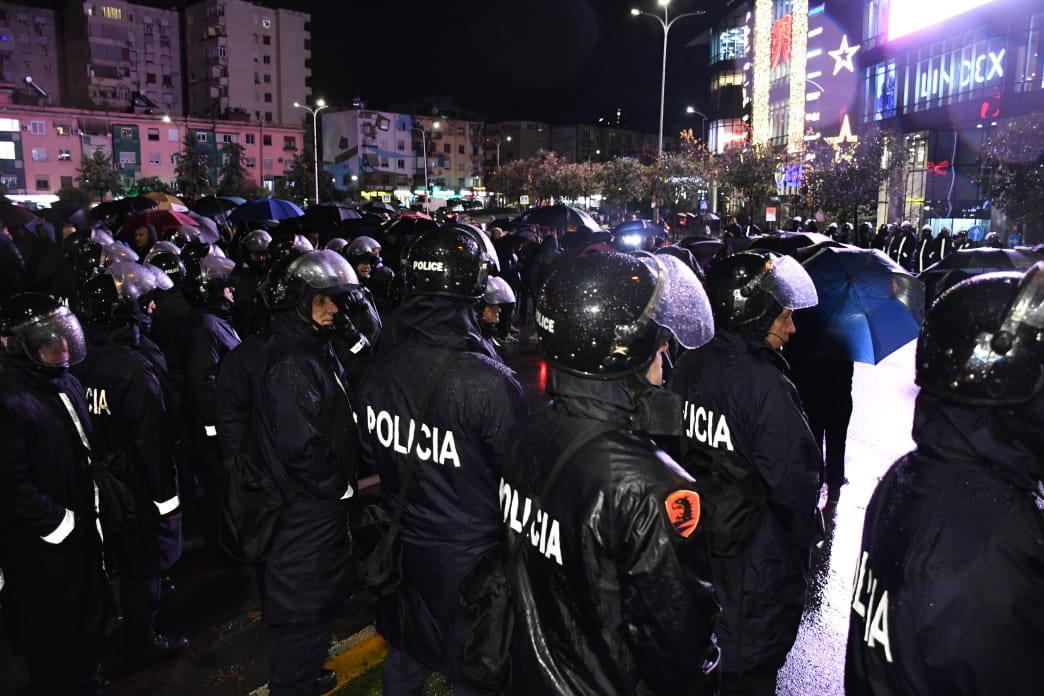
top-left (509, 418), bottom-right (618, 572)
top-left (387, 349), bottom-right (461, 535)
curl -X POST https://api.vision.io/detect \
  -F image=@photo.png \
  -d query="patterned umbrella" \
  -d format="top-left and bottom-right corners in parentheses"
top-left (143, 192), bottom-right (189, 211)
top-left (117, 209), bottom-right (201, 242)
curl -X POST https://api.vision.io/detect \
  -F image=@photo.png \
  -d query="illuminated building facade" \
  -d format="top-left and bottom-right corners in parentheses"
top-left (732, 0), bottom-right (1043, 233)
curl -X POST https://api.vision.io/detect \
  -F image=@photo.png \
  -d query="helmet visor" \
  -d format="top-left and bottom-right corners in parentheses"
top-left (198, 254), bottom-right (236, 284)
top-left (143, 240), bottom-right (181, 264)
top-left (102, 242), bottom-right (139, 265)
top-left (16, 306), bottom-right (86, 367)
top-left (1004, 261), bottom-right (1044, 332)
top-left (757, 254), bottom-right (818, 310)
top-left (289, 250), bottom-right (360, 297)
top-left (106, 261), bottom-right (174, 300)
top-left (638, 253), bottom-right (715, 350)
top-left (482, 275), bottom-right (516, 305)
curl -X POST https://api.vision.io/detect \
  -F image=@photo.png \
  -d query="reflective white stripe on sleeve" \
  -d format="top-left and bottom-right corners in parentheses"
top-left (41, 508), bottom-right (75, 544)
top-left (154, 495), bottom-right (180, 516)
top-left (204, 425), bottom-right (217, 437)
top-left (340, 484), bottom-right (354, 500)
top-left (349, 338), bottom-right (366, 355)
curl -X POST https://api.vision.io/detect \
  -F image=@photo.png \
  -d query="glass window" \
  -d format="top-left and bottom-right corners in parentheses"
top-left (60, 175), bottom-right (73, 189)
top-left (119, 151), bottom-right (136, 164)
top-left (245, 133), bottom-right (256, 145)
top-left (147, 127), bottom-right (160, 141)
top-left (397, 159), bottom-right (405, 169)
top-left (31, 147), bottom-right (47, 161)
top-left (168, 128), bottom-right (179, 142)
top-left (264, 93), bottom-right (272, 103)
top-left (149, 152), bottom-right (161, 165)
top-left (197, 132), bottom-right (208, 142)
top-left (246, 156), bottom-right (256, 167)
top-left (29, 120), bottom-right (44, 134)
top-left (35, 176), bottom-right (49, 190)
top-left (263, 134), bottom-right (272, 146)
top-left (57, 148), bottom-right (71, 161)
top-left (283, 136), bottom-right (295, 149)
top-left (263, 157), bottom-right (272, 169)
top-left (263, 55), bottom-right (270, 64)
top-left (262, 35), bottom-right (270, 45)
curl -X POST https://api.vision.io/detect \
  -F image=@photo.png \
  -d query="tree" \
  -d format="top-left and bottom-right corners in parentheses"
top-left (976, 114), bottom-right (1044, 242)
top-left (76, 150), bottom-right (124, 201)
top-left (716, 143), bottom-right (782, 224)
top-left (216, 142), bottom-right (255, 199)
top-left (597, 157), bottom-right (648, 216)
top-left (56, 185), bottom-right (91, 208)
top-left (556, 161), bottom-right (602, 207)
top-left (280, 153), bottom-right (311, 206)
top-left (487, 158), bottom-right (531, 207)
top-left (529, 151), bottom-right (568, 204)
top-left (647, 150), bottom-right (714, 219)
top-left (131, 176), bottom-right (175, 196)
top-left (174, 131), bottom-right (213, 201)
top-left (802, 125), bottom-right (904, 228)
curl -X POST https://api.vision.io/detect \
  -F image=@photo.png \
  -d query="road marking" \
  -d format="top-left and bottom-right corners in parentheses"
top-left (248, 625), bottom-right (387, 696)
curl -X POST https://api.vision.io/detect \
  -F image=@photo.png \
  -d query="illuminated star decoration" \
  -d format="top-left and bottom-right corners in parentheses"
top-left (824, 113), bottom-right (859, 154)
top-left (828, 34), bottom-right (860, 76)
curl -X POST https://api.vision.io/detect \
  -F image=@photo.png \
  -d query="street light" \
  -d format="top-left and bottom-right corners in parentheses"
top-left (293, 98), bottom-right (328, 205)
top-left (485, 135), bottom-right (512, 168)
top-left (410, 120), bottom-right (440, 211)
top-left (631, 1), bottom-right (705, 158)
top-left (686, 105), bottom-right (709, 148)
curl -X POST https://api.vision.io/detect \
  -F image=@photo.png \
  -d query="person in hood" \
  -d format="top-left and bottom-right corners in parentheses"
top-left (0, 293), bottom-right (108, 694)
top-left (248, 250), bottom-right (362, 696)
top-left (359, 224), bottom-right (528, 694)
top-left (845, 265), bottom-right (1044, 695)
top-left (505, 251), bottom-right (721, 694)
top-left (670, 249), bottom-right (824, 695)
top-left (72, 264), bottom-right (188, 664)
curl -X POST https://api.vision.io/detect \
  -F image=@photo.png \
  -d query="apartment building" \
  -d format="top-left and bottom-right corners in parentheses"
top-left (0, 2), bottom-right (62, 106)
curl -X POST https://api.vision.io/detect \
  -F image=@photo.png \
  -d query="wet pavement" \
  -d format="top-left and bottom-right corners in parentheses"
top-left (1, 333), bottom-right (919, 696)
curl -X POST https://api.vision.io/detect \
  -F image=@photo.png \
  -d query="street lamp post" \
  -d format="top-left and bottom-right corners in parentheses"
top-left (486, 135), bottom-right (512, 169)
top-left (631, 2), bottom-right (705, 158)
top-left (293, 98), bottom-right (328, 205)
top-left (411, 121), bottom-right (440, 211)
top-left (686, 106), bottom-right (709, 148)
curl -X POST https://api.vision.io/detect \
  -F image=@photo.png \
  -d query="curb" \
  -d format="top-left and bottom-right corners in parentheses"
top-left (248, 625), bottom-right (386, 696)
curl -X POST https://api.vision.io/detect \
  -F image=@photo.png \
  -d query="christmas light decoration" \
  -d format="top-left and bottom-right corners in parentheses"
top-left (751, 0), bottom-right (773, 145)
top-left (788, 0), bottom-right (809, 155)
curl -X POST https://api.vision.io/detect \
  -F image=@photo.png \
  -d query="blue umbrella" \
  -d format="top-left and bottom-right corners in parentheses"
top-left (228, 197), bottom-right (305, 225)
top-left (797, 247), bottom-right (925, 365)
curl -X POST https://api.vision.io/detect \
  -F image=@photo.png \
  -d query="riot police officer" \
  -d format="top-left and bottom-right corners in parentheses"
top-left (504, 251), bottom-right (721, 694)
top-left (228, 228), bottom-right (272, 337)
top-left (846, 265), bottom-right (1044, 695)
top-left (345, 235), bottom-right (395, 317)
top-left (475, 274), bottom-right (515, 349)
top-left (182, 254), bottom-right (240, 548)
top-left (358, 224), bottom-right (528, 694)
top-left (0, 293), bottom-right (108, 694)
top-left (248, 250), bottom-right (361, 696)
top-left (72, 263), bottom-right (188, 663)
top-left (671, 249), bottom-right (823, 696)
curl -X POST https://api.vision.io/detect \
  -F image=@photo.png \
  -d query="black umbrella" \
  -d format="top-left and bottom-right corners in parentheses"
top-left (518, 204), bottom-right (601, 234)
top-left (362, 200), bottom-right (398, 215)
top-left (90, 196), bottom-right (158, 225)
top-left (918, 247), bottom-right (1044, 301)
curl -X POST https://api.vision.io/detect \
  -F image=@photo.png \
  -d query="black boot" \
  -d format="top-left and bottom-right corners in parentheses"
top-left (315, 668), bottom-right (337, 694)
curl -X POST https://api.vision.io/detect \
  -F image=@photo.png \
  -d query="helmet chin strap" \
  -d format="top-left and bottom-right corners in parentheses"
top-left (767, 331), bottom-right (787, 348)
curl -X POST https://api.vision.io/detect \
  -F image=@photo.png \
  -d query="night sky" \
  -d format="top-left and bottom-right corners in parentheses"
top-left (302, 0), bottom-right (716, 133)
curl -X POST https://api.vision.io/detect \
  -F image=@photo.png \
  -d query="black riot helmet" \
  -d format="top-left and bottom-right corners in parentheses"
top-left (917, 264), bottom-right (1044, 406)
top-left (346, 235), bottom-right (382, 265)
top-left (704, 250), bottom-right (817, 338)
top-left (403, 224), bottom-right (498, 299)
top-left (77, 261), bottom-right (173, 328)
top-left (480, 275), bottom-right (516, 306)
top-left (182, 254), bottom-right (236, 309)
top-left (324, 237), bottom-right (349, 254)
top-left (537, 252), bottom-right (714, 379)
top-left (145, 249), bottom-right (186, 286)
top-left (0, 292), bottom-right (87, 368)
top-left (268, 250), bottom-right (359, 311)
top-left (74, 242), bottom-right (139, 285)
top-left (63, 230), bottom-right (97, 262)
top-left (268, 234), bottom-right (313, 266)
top-left (166, 225), bottom-right (200, 249)
top-left (241, 228), bottom-right (273, 272)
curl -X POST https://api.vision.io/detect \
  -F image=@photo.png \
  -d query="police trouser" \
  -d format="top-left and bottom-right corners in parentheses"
top-left (382, 646), bottom-right (498, 696)
top-left (268, 619), bottom-right (332, 696)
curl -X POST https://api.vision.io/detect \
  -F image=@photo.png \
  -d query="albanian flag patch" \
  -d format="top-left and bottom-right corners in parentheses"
top-left (665, 490), bottom-right (701, 538)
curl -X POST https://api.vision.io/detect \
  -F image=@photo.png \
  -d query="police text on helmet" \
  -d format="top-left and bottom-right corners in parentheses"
top-left (534, 309), bottom-right (555, 334)
top-left (499, 478), bottom-right (563, 565)
top-left (412, 260), bottom-right (445, 272)
top-left (365, 405), bottom-right (460, 468)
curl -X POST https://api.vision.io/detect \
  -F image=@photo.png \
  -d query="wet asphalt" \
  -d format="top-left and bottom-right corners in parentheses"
top-left (0, 333), bottom-right (919, 696)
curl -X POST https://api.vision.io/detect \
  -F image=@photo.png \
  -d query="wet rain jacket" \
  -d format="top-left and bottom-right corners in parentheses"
top-left (0, 362), bottom-right (108, 655)
top-left (250, 311), bottom-right (358, 624)
top-left (184, 307), bottom-right (240, 440)
top-left (845, 391), bottom-right (1044, 695)
top-left (670, 329), bottom-right (823, 674)
top-left (504, 370), bottom-right (720, 695)
top-left (358, 294), bottom-right (528, 681)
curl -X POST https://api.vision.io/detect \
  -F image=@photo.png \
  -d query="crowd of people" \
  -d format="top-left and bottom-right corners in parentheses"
top-left (0, 203), bottom-right (1041, 696)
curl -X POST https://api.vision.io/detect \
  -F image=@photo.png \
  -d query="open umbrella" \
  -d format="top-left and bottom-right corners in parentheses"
top-left (678, 236), bottom-right (727, 270)
top-left (918, 247), bottom-right (1044, 302)
top-left (90, 196), bottom-right (158, 225)
top-left (748, 231), bottom-right (839, 255)
top-left (192, 196), bottom-right (241, 219)
top-left (228, 197), bottom-right (305, 225)
top-left (117, 209), bottom-right (201, 242)
top-left (362, 200), bottom-right (398, 215)
top-left (184, 210), bottom-right (222, 244)
top-left (518, 204), bottom-right (601, 234)
top-left (0, 203), bottom-right (40, 228)
top-left (220, 195), bottom-right (247, 206)
top-left (797, 247), bottom-right (925, 365)
top-left (143, 192), bottom-right (188, 211)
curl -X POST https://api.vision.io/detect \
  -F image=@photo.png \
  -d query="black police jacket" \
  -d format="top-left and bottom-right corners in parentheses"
top-left (671, 329), bottom-right (823, 673)
top-left (887, 230), bottom-right (918, 271)
top-left (216, 333), bottom-right (265, 459)
top-left (845, 391), bottom-right (1044, 695)
top-left (228, 263), bottom-right (265, 338)
top-left (358, 295), bottom-right (528, 680)
top-left (183, 307), bottom-right (240, 433)
top-left (249, 311), bottom-right (359, 623)
top-left (0, 361), bottom-right (108, 655)
top-left (73, 324), bottom-right (179, 512)
top-left (504, 371), bottom-right (720, 695)
top-left (151, 287), bottom-right (192, 400)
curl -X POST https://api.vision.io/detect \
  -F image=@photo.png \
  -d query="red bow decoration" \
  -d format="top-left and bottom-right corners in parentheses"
top-left (926, 160), bottom-right (950, 175)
